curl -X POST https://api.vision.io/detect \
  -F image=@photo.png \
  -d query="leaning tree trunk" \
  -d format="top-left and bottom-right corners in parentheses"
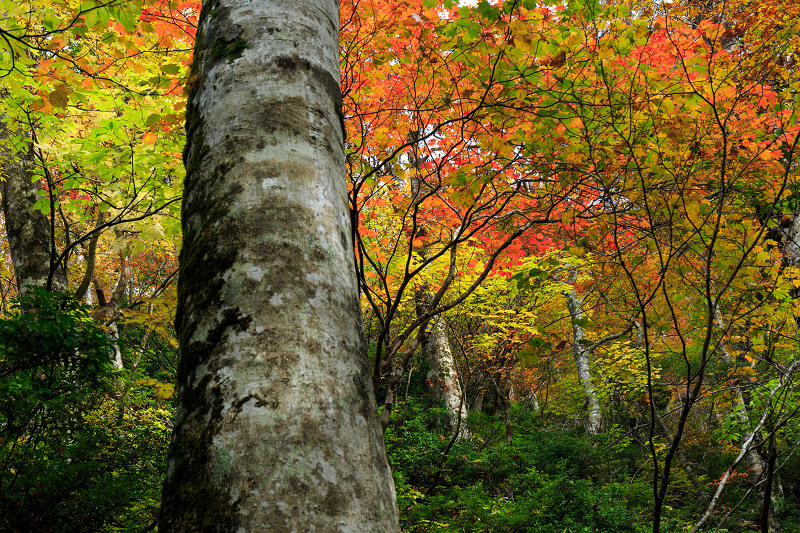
top-left (0, 110), bottom-right (68, 293)
top-left (731, 393), bottom-right (781, 533)
top-left (159, 1), bottom-right (400, 531)
top-left (564, 268), bottom-right (602, 435)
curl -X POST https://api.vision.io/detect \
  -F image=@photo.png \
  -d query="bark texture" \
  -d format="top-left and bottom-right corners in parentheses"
top-left (423, 313), bottom-right (468, 432)
top-left (0, 113), bottom-right (67, 293)
top-left (782, 211), bottom-right (800, 270)
top-left (159, 1), bottom-right (400, 531)
top-left (418, 291), bottom-right (468, 435)
top-left (564, 269), bottom-right (602, 435)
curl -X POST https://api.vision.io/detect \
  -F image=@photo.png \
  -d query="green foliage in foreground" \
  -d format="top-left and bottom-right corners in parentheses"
top-left (2, 292), bottom-right (799, 532)
top-left (385, 397), bottom-right (800, 533)
top-left (387, 400), bottom-right (652, 533)
top-left (0, 289), bottom-right (172, 533)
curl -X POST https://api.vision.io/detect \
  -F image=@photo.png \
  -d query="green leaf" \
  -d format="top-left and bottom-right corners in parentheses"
top-left (96, 6), bottom-right (111, 28)
top-left (528, 337), bottom-right (545, 348)
top-left (476, 0), bottom-right (500, 22)
top-left (42, 14), bottom-right (61, 31)
top-left (528, 267), bottom-right (545, 279)
top-left (33, 197), bottom-right (50, 214)
top-left (109, 2), bottom-right (141, 33)
top-left (161, 64), bottom-right (182, 74)
top-left (83, 4), bottom-right (100, 29)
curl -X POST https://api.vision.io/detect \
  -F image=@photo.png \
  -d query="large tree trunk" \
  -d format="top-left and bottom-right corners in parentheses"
top-left (159, 1), bottom-right (400, 531)
top-left (0, 112), bottom-right (68, 293)
top-left (564, 269), bottom-right (602, 435)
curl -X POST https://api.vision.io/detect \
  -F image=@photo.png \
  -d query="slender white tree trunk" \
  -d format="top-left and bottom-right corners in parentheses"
top-left (564, 268), bottom-right (602, 435)
top-left (689, 362), bottom-right (798, 533)
top-left (159, 1), bottom-right (400, 531)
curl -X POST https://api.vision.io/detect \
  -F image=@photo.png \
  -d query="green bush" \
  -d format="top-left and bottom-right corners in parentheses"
top-left (0, 289), bottom-right (170, 532)
top-left (387, 397), bottom-right (648, 533)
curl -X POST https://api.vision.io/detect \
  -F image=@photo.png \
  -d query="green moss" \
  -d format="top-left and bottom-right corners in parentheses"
top-left (213, 445), bottom-right (234, 484)
top-left (210, 37), bottom-right (247, 62)
top-left (160, 304), bottom-right (252, 531)
top-left (174, 194), bottom-right (239, 341)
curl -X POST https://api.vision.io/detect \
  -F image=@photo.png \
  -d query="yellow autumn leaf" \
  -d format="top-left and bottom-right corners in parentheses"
top-left (154, 383), bottom-right (175, 400)
top-left (48, 84), bottom-right (73, 108)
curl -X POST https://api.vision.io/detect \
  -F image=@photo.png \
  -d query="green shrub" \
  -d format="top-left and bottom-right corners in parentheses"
top-left (388, 397), bottom-right (649, 533)
top-left (0, 289), bottom-right (170, 532)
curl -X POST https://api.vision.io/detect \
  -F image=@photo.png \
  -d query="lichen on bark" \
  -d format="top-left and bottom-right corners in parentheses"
top-left (159, 1), bottom-right (400, 531)
top-left (0, 108), bottom-right (68, 293)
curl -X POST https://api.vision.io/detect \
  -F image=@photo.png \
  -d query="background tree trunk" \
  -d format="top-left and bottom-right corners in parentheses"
top-left (564, 268), bottom-right (602, 435)
top-left (423, 312), bottom-right (469, 435)
top-left (159, 1), bottom-right (400, 531)
top-left (0, 112), bottom-right (68, 293)
top-left (715, 309), bottom-right (781, 532)
top-left (1, 113), bottom-right (127, 370)
top-left (417, 290), bottom-right (468, 435)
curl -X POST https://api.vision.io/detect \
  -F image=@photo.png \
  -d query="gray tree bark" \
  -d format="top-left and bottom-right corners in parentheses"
top-left (782, 211), bottom-right (800, 271)
top-left (0, 111), bottom-right (68, 293)
top-left (564, 268), bottom-right (602, 435)
top-left (92, 264), bottom-right (128, 371)
top-left (424, 314), bottom-right (467, 417)
top-left (424, 314), bottom-right (469, 434)
top-left (418, 291), bottom-right (468, 436)
top-left (159, 1), bottom-right (400, 531)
